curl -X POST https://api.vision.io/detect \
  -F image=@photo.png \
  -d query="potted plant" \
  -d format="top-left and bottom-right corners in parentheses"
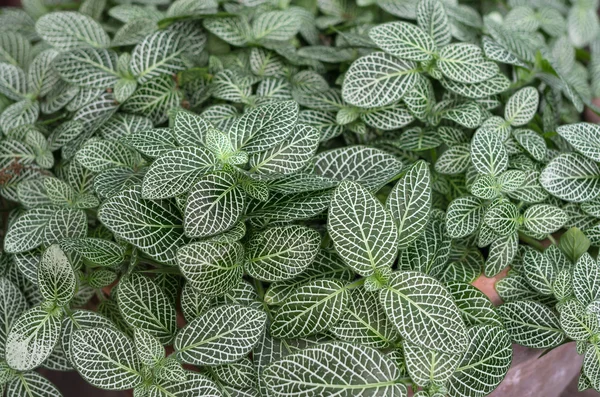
top-left (0, 0), bottom-right (600, 396)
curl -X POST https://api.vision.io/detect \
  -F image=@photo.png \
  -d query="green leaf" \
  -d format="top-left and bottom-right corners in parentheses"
top-left (380, 270), bottom-right (468, 354)
top-left (35, 12), bottom-right (110, 50)
top-left (134, 328), bottom-right (165, 367)
top-left (404, 340), bottom-right (460, 387)
top-left (251, 11), bottom-right (301, 42)
top-left (0, 63), bottom-right (27, 101)
top-left (98, 187), bottom-right (187, 265)
top-left (387, 161), bottom-right (432, 248)
top-left (484, 201), bottom-right (519, 236)
top-left (120, 128), bottom-right (177, 158)
top-left (264, 250), bottom-right (354, 305)
top-left (263, 342), bottom-right (407, 397)
top-left (557, 122), bottom-right (600, 162)
top-left (54, 48), bottom-right (119, 88)
top-left (512, 128), bottom-right (546, 161)
top-left (314, 146), bottom-right (403, 190)
top-left (504, 86), bottom-right (539, 127)
top-left (71, 327), bottom-right (142, 390)
top-left (177, 241), bottom-right (244, 297)
top-left (447, 282), bottom-right (502, 327)
top-left (398, 218), bottom-right (451, 277)
top-left (329, 180), bottom-right (398, 276)
top-left (559, 299), bottom-right (599, 341)
top-left (60, 237), bottom-right (125, 268)
top-left (228, 100), bottom-right (298, 154)
top-left (6, 372), bottom-right (62, 397)
top-left (417, 0), bottom-right (451, 47)
top-left (76, 139), bottom-right (140, 172)
top-left (447, 325), bottom-right (512, 397)
top-left (342, 52), bottom-right (419, 108)
top-left (485, 231), bottom-right (518, 277)
top-left (174, 305), bottom-right (266, 366)
top-left (369, 22), bottom-right (436, 61)
top-left (498, 301), bottom-right (565, 348)
top-left (435, 144), bottom-right (471, 175)
top-left (0, 31), bottom-right (32, 68)
top-left (213, 357), bottom-right (256, 390)
top-left (330, 287), bottom-right (400, 348)
top-left (6, 307), bottom-right (62, 371)
top-left (437, 43), bottom-right (498, 84)
top-left (271, 279), bottom-right (349, 339)
top-left (560, 227), bottom-right (590, 263)
top-left (446, 196), bottom-right (485, 238)
top-left (573, 252), bottom-right (600, 306)
top-left (245, 225), bottom-right (320, 282)
top-left (117, 273), bottom-right (177, 344)
top-left (541, 153), bottom-right (600, 202)
top-left (130, 29), bottom-right (186, 84)
top-left (184, 171), bottom-right (245, 238)
top-left (248, 124), bottom-right (319, 175)
top-left (471, 128), bottom-right (508, 176)
top-left (523, 249), bottom-right (557, 296)
top-left (4, 207), bottom-right (55, 253)
top-left (0, 278), bottom-right (28, 357)
top-left (523, 204), bottom-right (567, 235)
top-left (142, 146), bottom-right (218, 199)
top-left (122, 76), bottom-right (182, 125)
top-left (203, 17), bottom-right (250, 47)
top-left (38, 244), bottom-right (76, 307)
top-left (60, 310), bottom-right (116, 364)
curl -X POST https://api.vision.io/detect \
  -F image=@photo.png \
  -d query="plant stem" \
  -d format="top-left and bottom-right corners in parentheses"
top-left (547, 234), bottom-right (558, 245)
top-left (518, 232), bottom-right (545, 251)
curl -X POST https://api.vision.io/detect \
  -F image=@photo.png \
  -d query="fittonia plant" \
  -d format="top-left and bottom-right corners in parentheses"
top-left (1, 0), bottom-right (600, 396)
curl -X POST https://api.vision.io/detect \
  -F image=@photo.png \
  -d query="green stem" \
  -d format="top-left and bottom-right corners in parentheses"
top-left (344, 278), bottom-right (365, 290)
top-left (547, 234), bottom-right (557, 246)
top-left (518, 232), bottom-right (545, 251)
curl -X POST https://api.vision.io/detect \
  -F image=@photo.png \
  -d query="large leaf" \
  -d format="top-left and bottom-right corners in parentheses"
top-left (330, 287), bottom-right (399, 348)
top-left (117, 273), bottom-right (177, 344)
top-left (130, 29), bottom-right (186, 84)
top-left (387, 161), bottom-right (432, 248)
top-left (177, 241), bottom-right (244, 297)
top-left (369, 22), bottom-right (436, 61)
top-left (38, 244), bottom-right (76, 307)
top-left (248, 124), bottom-right (319, 175)
top-left (54, 48), bottom-right (119, 88)
top-left (184, 171), bottom-right (245, 238)
top-left (174, 305), bottom-right (266, 365)
top-left (36, 11), bottom-right (110, 50)
top-left (6, 372), bottom-right (62, 397)
top-left (446, 196), bottom-right (485, 238)
top-left (0, 278), bottom-right (28, 357)
top-left (379, 271), bottom-right (468, 354)
top-left (573, 253), bottom-right (600, 306)
top-left (557, 122), bottom-right (600, 162)
top-left (245, 225), bottom-right (320, 282)
top-left (262, 342), bottom-right (407, 396)
top-left (471, 128), bottom-right (508, 176)
top-left (4, 207), bottom-right (55, 253)
top-left (6, 307), bottom-right (62, 371)
top-left (541, 153), bottom-right (600, 202)
top-left (228, 100), bottom-right (298, 153)
top-left (504, 86), bottom-right (539, 127)
top-left (404, 340), bottom-right (460, 387)
top-left (417, 0), bottom-right (451, 47)
top-left (329, 180), bottom-right (398, 276)
top-left (271, 279), bottom-right (349, 339)
top-left (71, 327), bottom-right (142, 390)
top-left (342, 52), bottom-right (419, 108)
top-left (498, 301), bottom-right (565, 348)
top-left (99, 187), bottom-right (186, 265)
top-left (314, 146), bottom-right (403, 190)
top-left (437, 43), bottom-right (498, 84)
top-left (142, 146), bottom-right (218, 199)
top-left (447, 325), bottom-right (512, 397)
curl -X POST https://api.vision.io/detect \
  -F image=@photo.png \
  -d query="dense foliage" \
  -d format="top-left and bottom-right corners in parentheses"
top-left (1, 0), bottom-right (600, 396)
